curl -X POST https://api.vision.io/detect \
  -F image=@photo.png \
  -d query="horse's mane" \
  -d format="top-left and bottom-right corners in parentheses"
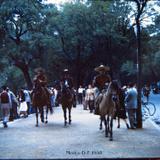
top-left (106, 80), bottom-right (119, 95)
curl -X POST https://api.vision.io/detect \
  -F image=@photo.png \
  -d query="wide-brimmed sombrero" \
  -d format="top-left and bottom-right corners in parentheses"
top-left (94, 65), bottom-right (110, 72)
top-left (34, 67), bottom-right (45, 73)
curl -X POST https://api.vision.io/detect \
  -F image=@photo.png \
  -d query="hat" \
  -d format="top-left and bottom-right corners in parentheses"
top-left (94, 65), bottom-right (110, 72)
top-left (63, 69), bottom-right (69, 72)
top-left (34, 67), bottom-right (45, 74)
top-left (122, 86), bottom-right (127, 90)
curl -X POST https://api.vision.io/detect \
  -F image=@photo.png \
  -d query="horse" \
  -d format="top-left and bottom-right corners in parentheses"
top-left (31, 80), bottom-right (52, 127)
top-left (98, 81), bottom-right (119, 141)
top-left (60, 85), bottom-right (74, 126)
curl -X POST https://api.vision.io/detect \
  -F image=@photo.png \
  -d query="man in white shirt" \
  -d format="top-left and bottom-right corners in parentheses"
top-left (78, 85), bottom-right (84, 104)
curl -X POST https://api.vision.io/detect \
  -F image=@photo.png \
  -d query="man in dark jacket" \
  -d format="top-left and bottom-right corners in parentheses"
top-left (61, 69), bottom-right (74, 89)
top-left (60, 69), bottom-right (76, 107)
top-left (33, 68), bottom-right (48, 88)
top-left (0, 86), bottom-right (11, 128)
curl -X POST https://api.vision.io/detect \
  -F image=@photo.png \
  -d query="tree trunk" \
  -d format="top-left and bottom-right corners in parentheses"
top-left (13, 59), bottom-right (33, 90)
top-left (22, 68), bottom-right (33, 90)
top-left (76, 43), bottom-right (81, 89)
top-left (136, 17), bottom-right (142, 128)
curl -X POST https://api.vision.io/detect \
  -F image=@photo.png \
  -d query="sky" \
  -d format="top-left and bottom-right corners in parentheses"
top-left (45, 0), bottom-right (71, 5)
top-left (45, 0), bottom-right (160, 28)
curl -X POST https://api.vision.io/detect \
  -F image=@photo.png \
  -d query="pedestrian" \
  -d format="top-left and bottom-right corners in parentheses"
top-left (78, 85), bottom-right (84, 104)
top-left (83, 87), bottom-right (87, 110)
top-left (114, 85), bottom-right (129, 129)
top-left (7, 87), bottom-right (19, 120)
top-left (0, 86), bottom-right (12, 128)
top-left (143, 84), bottom-right (150, 102)
top-left (23, 89), bottom-right (31, 115)
top-left (85, 84), bottom-right (95, 113)
top-left (18, 89), bottom-right (28, 118)
top-left (125, 82), bottom-right (138, 129)
top-left (50, 87), bottom-right (55, 108)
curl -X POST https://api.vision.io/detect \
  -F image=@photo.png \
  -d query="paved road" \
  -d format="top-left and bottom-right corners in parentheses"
top-left (0, 105), bottom-right (160, 159)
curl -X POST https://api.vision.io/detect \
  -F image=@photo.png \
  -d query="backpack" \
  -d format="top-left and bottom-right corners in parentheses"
top-left (0, 91), bottom-right (9, 103)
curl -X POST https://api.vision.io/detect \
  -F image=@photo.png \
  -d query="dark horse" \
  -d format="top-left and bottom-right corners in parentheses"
top-left (31, 80), bottom-right (51, 127)
top-left (60, 85), bottom-right (74, 126)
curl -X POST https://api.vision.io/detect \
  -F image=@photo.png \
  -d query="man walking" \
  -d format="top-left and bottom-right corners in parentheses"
top-left (125, 82), bottom-right (138, 129)
top-left (0, 86), bottom-right (11, 128)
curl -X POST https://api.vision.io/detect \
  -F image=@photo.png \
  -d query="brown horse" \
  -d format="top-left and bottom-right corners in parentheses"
top-left (31, 80), bottom-right (51, 127)
top-left (98, 81), bottom-right (119, 141)
top-left (60, 86), bottom-right (74, 126)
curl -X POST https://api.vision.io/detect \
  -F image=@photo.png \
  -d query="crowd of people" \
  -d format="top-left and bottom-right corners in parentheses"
top-left (0, 86), bottom-right (31, 127)
top-left (0, 64), bottom-right (152, 129)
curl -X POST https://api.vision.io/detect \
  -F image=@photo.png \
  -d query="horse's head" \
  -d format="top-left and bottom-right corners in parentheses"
top-left (107, 80), bottom-right (119, 95)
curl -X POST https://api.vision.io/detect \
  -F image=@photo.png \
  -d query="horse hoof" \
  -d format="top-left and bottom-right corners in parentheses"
top-left (117, 125), bottom-right (120, 128)
top-left (109, 138), bottom-right (113, 141)
top-left (69, 121), bottom-right (71, 125)
top-left (41, 119), bottom-right (44, 123)
top-left (64, 122), bottom-right (67, 126)
top-left (35, 124), bottom-right (38, 127)
top-left (45, 121), bottom-right (48, 124)
top-left (99, 126), bottom-right (102, 130)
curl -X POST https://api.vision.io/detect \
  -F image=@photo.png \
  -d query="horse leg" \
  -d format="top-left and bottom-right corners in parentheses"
top-left (35, 107), bottom-right (38, 127)
top-left (99, 116), bottom-right (103, 130)
top-left (69, 108), bottom-right (72, 125)
top-left (104, 116), bottom-right (108, 138)
top-left (117, 117), bottom-right (120, 128)
top-left (45, 106), bottom-right (48, 124)
top-left (109, 117), bottom-right (113, 141)
top-left (63, 107), bottom-right (67, 126)
top-left (40, 107), bottom-right (44, 123)
top-left (105, 116), bottom-right (109, 137)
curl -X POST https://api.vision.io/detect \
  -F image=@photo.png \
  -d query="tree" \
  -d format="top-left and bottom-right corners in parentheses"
top-left (0, 0), bottom-right (46, 89)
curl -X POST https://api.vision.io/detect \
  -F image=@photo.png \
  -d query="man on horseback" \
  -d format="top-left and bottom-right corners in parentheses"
top-left (93, 64), bottom-right (111, 115)
top-left (33, 67), bottom-right (52, 113)
top-left (33, 68), bottom-right (48, 90)
top-left (61, 69), bottom-right (74, 90)
top-left (60, 69), bottom-right (76, 105)
top-left (60, 69), bottom-right (75, 125)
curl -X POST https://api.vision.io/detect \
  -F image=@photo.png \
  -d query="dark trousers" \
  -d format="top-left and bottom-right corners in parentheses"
top-left (26, 102), bottom-right (31, 114)
top-left (78, 93), bottom-right (83, 104)
top-left (88, 100), bottom-right (95, 113)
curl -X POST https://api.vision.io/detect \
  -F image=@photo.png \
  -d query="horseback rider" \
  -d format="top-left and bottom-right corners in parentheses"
top-left (33, 68), bottom-right (48, 89)
top-left (61, 69), bottom-right (74, 90)
top-left (93, 65), bottom-right (111, 93)
top-left (93, 64), bottom-right (112, 114)
top-left (32, 67), bottom-right (52, 112)
top-left (60, 69), bottom-right (76, 104)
